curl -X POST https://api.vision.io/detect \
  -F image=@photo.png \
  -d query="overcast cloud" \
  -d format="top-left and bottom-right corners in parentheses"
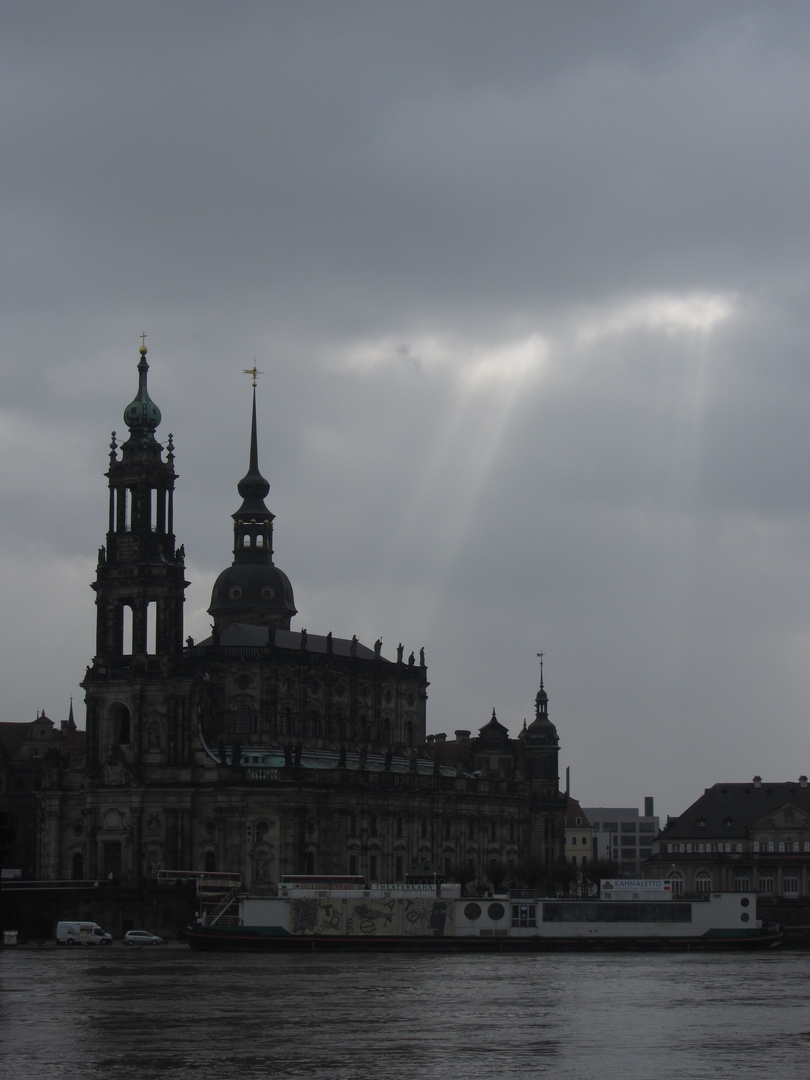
top-left (3, 1), bottom-right (810, 819)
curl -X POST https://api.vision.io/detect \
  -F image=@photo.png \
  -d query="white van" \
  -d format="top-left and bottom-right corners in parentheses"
top-left (56, 921), bottom-right (113, 945)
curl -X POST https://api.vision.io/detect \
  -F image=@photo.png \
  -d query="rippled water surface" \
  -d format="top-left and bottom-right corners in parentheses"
top-left (2, 947), bottom-right (809, 1079)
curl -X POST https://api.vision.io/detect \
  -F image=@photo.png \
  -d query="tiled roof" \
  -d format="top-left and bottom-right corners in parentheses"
top-left (565, 797), bottom-right (592, 828)
top-left (660, 782), bottom-right (810, 839)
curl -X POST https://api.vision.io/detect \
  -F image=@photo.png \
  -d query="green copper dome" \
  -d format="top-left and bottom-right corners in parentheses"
top-left (123, 346), bottom-right (162, 434)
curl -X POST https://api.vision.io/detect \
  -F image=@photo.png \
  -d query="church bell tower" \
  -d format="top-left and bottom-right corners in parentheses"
top-left (83, 342), bottom-right (188, 768)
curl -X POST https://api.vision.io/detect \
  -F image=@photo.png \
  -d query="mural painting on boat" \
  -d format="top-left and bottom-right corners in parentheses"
top-left (290, 897), bottom-right (452, 936)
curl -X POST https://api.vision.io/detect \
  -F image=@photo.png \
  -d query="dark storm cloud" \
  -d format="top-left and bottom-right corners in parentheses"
top-left (3, 1), bottom-right (810, 815)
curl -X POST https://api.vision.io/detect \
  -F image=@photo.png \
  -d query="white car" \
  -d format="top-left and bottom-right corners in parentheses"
top-left (123, 930), bottom-right (164, 946)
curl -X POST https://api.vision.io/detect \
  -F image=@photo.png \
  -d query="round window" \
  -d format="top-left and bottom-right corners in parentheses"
top-left (228, 585), bottom-right (243, 600)
top-left (261, 585), bottom-right (275, 600)
top-left (464, 903), bottom-right (482, 921)
top-left (740, 897), bottom-right (750, 907)
top-left (487, 902), bottom-right (506, 921)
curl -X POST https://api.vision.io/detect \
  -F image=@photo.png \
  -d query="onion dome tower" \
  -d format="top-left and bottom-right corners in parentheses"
top-left (91, 341), bottom-right (186, 661)
top-left (83, 340), bottom-right (189, 769)
top-left (208, 377), bottom-right (296, 632)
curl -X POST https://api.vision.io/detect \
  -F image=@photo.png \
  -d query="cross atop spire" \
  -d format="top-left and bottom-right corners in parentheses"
top-left (536, 651), bottom-right (544, 690)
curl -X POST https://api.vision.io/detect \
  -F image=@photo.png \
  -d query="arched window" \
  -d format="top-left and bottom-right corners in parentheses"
top-left (783, 871), bottom-right (799, 897)
top-left (421, 818), bottom-right (428, 840)
top-left (670, 871), bottom-right (683, 896)
top-left (122, 603), bottom-right (134, 655)
top-left (111, 704), bottom-right (130, 745)
top-left (733, 871), bottom-right (750, 892)
top-left (228, 702), bottom-right (253, 735)
top-left (71, 852), bottom-right (84, 880)
top-left (758, 871), bottom-right (774, 895)
top-left (204, 851), bottom-right (216, 873)
top-left (695, 871), bottom-right (712, 893)
top-left (305, 852), bottom-right (315, 875)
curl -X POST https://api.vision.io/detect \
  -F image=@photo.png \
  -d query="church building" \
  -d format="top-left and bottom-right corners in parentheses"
top-left (38, 344), bottom-right (565, 892)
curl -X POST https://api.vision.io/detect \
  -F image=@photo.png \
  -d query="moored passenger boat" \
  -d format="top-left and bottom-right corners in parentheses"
top-left (184, 877), bottom-right (782, 951)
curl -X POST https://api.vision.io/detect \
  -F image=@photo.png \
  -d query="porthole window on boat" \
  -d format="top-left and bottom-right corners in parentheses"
top-left (740, 897), bottom-right (750, 907)
top-left (464, 903), bottom-right (482, 920)
top-left (741, 913), bottom-right (750, 922)
top-left (488, 903), bottom-right (506, 921)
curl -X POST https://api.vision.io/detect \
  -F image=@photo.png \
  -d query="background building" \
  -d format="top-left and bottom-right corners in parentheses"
top-left (645, 778), bottom-right (810, 899)
top-left (0, 709), bottom-right (84, 878)
top-left (582, 798), bottom-right (659, 875)
top-left (562, 797), bottom-right (594, 895)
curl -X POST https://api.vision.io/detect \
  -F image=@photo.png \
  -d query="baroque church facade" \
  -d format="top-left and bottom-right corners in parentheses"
top-left (39, 345), bottom-right (565, 891)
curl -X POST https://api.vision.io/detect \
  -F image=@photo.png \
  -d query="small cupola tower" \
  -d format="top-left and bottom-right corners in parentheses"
top-left (522, 654), bottom-right (560, 788)
top-left (90, 341), bottom-right (187, 663)
top-left (208, 372), bottom-right (296, 632)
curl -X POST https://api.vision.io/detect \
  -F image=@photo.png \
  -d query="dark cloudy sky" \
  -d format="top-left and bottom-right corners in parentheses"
top-left (4, 1), bottom-right (810, 819)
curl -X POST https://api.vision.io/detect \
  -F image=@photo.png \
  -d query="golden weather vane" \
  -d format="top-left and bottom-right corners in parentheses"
top-left (243, 363), bottom-right (265, 388)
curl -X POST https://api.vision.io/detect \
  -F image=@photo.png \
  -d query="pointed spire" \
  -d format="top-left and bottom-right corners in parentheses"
top-left (535, 651), bottom-right (548, 718)
top-left (236, 387), bottom-right (271, 508)
top-left (208, 373), bottom-right (296, 630)
top-left (67, 697), bottom-right (77, 731)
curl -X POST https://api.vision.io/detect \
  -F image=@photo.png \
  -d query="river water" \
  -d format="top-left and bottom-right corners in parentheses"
top-left (2, 946), bottom-right (808, 1079)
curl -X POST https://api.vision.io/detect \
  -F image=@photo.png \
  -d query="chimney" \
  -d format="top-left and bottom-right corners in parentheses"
top-left (454, 730), bottom-right (471, 743)
top-left (800, 775), bottom-right (808, 789)
top-left (753, 776), bottom-right (762, 788)
top-left (644, 797), bottom-right (654, 818)
top-left (434, 733), bottom-right (447, 743)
